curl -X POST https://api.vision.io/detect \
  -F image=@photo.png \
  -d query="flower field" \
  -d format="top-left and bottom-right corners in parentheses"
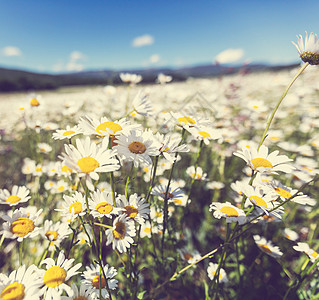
top-left (0, 54), bottom-right (319, 299)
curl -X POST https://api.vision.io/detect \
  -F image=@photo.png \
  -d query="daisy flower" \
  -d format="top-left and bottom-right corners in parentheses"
top-left (140, 220), bottom-right (152, 238)
top-left (209, 202), bottom-right (246, 225)
top-left (155, 132), bottom-right (189, 162)
top-left (88, 190), bottom-right (123, 219)
top-left (41, 220), bottom-right (72, 249)
top-left (233, 145), bottom-right (294, 174)
top-left (187, 125), bottom-right (222, 145)
top-left (78, 115), bottom-right (139, 138)
top-left (105, 214), bottom-right (136, 253)
top-left (186, 166), bottom-right (208, 180)
top-left (61, 283), bottom-right (94, 300)
top-left (55, 192), bottom-right (87, 222)
top-left (156, 73), bottom-right (172, 84)
top-left (293, 242), bottom-right (319, 262)
top-left (60, 137), bottom-right (120, 191)
top-left (292, 32), bottom-right (319, 65)
top-left (114, 129), bottom-right (159, 167)
top-left (207, 262), bottom-right (228, 283)
top-left (151, 181), bottom-right (186, 204)
top-left (21, 158), bottom-right (36, 175)
top-left (116, 193), bottom-right (150, 224)
top-left (53, 180), bottom-right (70, 194)
top-left (178, 248), bottom-right (202, 264)
top-left (0, 185), bottom-right (31, 206)
top-left (132, 90), bottom-right (153, 116)
top-left (119, 72), bottom-right (142, 85)
top-left (253, 235), bottom-right (283, 258)
top-left (0, 264), bottom-right (42, 300)
top-left (37, 143), bottom-right (52, 154)
top-left (170, 112), bottom-right (211, 129)
top-left (81, 264), bottom-right (118, 300)
top-left (270, 180), bottom-right (316, 206)
top-left (52, 125), bottom-right (81, 140)
top-left (38, 251), bottom-right (81, 300)
top-left (283, 228), bottom-right (299, 242)
top-left (1, 208), bottom-right (42, 242)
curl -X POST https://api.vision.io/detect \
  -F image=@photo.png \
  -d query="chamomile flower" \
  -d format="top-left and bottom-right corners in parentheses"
top-left (105, 214), bottom-right (136, 253)
top-left (209, 202), bottom-right (246, 225)
top-left (61, 283), bottom-right (93, 300)
top-left (207, 262), bottom-right (228, 283)
top-left (170, 112), bottom-right (211, 129)
top-left (0, 185), bottom-right (31, 206)
top-left (38, 251), bottom-right (81, 300)
top-left (88, 190), bottom-right (122, 219)
top-left (53, 180), bottom-right (70, 194)
top-left (187, 125), bottom-right (222, 145)
top-left (178, 248), bottom-right (202, 264)
top-left (233, 145), bottom-right (294, 174)
top-left (283, 228), bottom-right (299, 242)
top-left (151, 181), bottom-right (186, 204)
top-left (114, 129), bottom-right (159, 167)
top-left (270, 180), bottom-right (316, 206)
top-left (81, 264), bottom-right (118, 300)
top-left (132, 90), bottom-right (153, 116)
top-left (55, 192), bottom-right (87, 222)
top-left (37, 143), bottom-right (52, 154)
top-left (60, 137), bottom-right (119, 191)
top-left (116, 193), bottom-right (150, 224)
top-left (0, 264), bottom-right (42, 300)
top-left (156, 73), bottom-right (173, 84)
top-left (78, 115), bottom-right (139, 138)
top-left (52, 125), bottom-right (81, 140)
top-left (120, 73), bottom-right (142, 85)
top-left (253, 235), bottom-right (283, 258)
top-left (155, 132), bottom-right (189, 162)
top-left (1, 208), bottom-right (42, 242)
top-left (292, 32), bottom-right (319, 65)
top-left (293, 242), bottom-right (319, 262)
top-left (186, 166), bottom-right (208, 180)
top-left (140, 221), bottom-right (152, 238)
top-left (41, 220), bottom-right (72, 249)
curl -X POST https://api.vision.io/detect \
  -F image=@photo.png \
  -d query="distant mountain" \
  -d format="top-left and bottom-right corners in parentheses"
top-left (0, 63), bottom-right (299, 92)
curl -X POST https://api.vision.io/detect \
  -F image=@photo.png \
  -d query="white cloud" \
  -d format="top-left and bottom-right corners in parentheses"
top-left (215, 48), bottom-right (244, 64)
top-left (52, 51), bottom-right (86, 72)
top-left (132, 34), bottom-right (154, 47)
top-left (2, 46), bottom-right (22, 57)
top-left (149, 54), bottom-right (160, 64)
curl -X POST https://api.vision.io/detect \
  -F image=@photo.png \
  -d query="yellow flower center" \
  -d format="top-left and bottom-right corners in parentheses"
top-left (220, 206), bottom-right (239, 217)
top-left (155, 212), bottom-right (162, 218)
top-left (69, 202), bottom-right (83, 214)
top-left (62, 165), bottom-right (73, 173)
top-left (174, 199), bottom-right (183, 205)
top-left (45, 230), bottom-right (59, 241)
top-left (96, 202), bottom-right (113, 214)
top-left (74, 297), bottom-right (87, 300)
top-left (258, 244), bottom-right (273, 255)
top-left (113, 221), bottom-right (126, 240)
top-left (92, 275), bottom-right (106, 289)
top-left (212, 271), bottom-right (222, 281)
top-left (275, 187), bottom-right (292, 199)
top-left (300, 52), bottom-right (319, 65)
top-left (124, 205), bottom-right (138, 218)
top-left (43, 266), bottom-right (67, 288)
top-left (251, 158), bottom-right (273, 170)
top-left (36, 167), bottom-right (42, 172)
top-left (144, 227), bottom-right (151, 233)
top-left (250, 195), bottom-right (267, 207)
top-left (58, 186), bottom-right (65, 192)
top-left (177, 116), bottom-right (196, 125)
top-left (183, 253), bottom-right (193, 261)
top-left (62, 130), bottom-right (75, 136)
top-left (11, 218), bottom-right (35, 237)
top-left (96, 121), bottom-right (122, 135)
top-left (198, 131), bottom-right (211, 138)
top-left (0, 282), bottom-right (25, 300)
top-left (311, 251), bottom-right (319, 259)
top-left (6, 195), bottom-right (21, 204)
top-left (30, 98), bottom-right (40, 106)
top-left (128, 141), bottom-right (146, 154)
top-left (77, 157), bottom-right (99, 173)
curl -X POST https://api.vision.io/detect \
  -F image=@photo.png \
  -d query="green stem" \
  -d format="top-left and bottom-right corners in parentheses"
top-left (145, 155), bottom-right (159, 203)
top-left (258, 62), bottom-right (309, 150)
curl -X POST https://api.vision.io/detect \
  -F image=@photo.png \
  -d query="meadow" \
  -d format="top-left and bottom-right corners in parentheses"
top-left (0, 64), bottom-right (319, 300)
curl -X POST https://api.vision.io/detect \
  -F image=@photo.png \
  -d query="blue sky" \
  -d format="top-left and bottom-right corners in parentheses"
top-left (0, 0), bottom-right (318, 73)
